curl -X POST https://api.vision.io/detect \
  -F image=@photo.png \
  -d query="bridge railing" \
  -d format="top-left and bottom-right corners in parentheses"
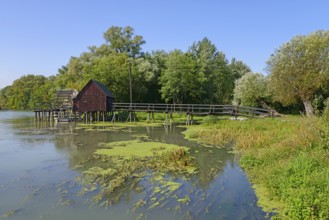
top-left (112, 103), bottom-right (274, 117)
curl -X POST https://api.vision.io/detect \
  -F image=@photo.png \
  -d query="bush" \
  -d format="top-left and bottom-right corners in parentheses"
top-left (322, 98), bottom-right (329, 120)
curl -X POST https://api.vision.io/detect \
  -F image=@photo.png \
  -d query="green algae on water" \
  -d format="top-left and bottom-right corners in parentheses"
top-left (95, 140), bottom-right (189, 159)
top-left (75, 138), bottom-right (198, 211)
top-left (177, 195), bottom-right (191, 205)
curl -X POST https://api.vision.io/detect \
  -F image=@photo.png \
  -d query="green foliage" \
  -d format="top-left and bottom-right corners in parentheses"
top-left (3, 74), bottom-right (53, 110)
top-left (103, 26), bottom-right (145, 58)
top-left (312, 94), bottom-right (325, 116)
top-left (321, 98), bottom-right (329, 121)
top-left (160, 38), bottom-right (237, 104)
top-left (233, 72), bottom-right (271, 107)
top-left (159, 50), bottom-right (199, 103)
top-left (228, 58), bottom-right (251, 79)
top-left (267, 30), bottom-right (329, 116)
top-left (189, 38), bottom-right (235, 104)
top-left (0, 86), bottom-right (12, 109)
top-left (239, 155), bottom-right (263, 167)
top-left (185, 116), bottom-right (329, 219)
top-left (1, 26), bottom-right (251, 109)
top-left (266, 152), bottom-right (329, 219)
top-left (201, 115), bottom-right (220, 125)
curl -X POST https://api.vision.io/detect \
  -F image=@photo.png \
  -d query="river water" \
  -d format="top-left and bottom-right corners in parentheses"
top-left (0, 111), bottom-right (268, 220)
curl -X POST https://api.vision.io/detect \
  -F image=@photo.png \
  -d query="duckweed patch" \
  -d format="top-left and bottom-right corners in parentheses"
top-left (75, 140), bottom-right (197, 210)
top-left (131, 134), bottom-right (150, 140)
top-left (95, 140), bottom-right (189, 160)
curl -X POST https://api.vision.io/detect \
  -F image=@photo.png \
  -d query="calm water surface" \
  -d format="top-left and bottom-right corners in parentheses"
top-left (0, 111), bottom-right (268, 220)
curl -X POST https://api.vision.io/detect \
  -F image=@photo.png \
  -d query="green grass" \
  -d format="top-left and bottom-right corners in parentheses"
top-left (184, 116), bottom-right (329, 219)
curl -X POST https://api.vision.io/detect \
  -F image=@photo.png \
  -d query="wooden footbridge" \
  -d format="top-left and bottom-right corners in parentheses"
top-left (34, 102), bottom-right (275, 125)
top-left (112, 103), bottom-right (275, 124)
top-left (34, 81), bottom-right (275, 124)
top-left (113, 103), bottom-right (274, 116)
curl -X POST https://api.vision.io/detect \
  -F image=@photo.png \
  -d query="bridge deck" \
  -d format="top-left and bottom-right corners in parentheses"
top-left (112, 103), bottom-right (274, 117)
top-left (33, 102), bottom-right (275, 122)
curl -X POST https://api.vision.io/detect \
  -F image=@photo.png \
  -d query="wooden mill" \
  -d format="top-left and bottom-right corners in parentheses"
top-left (73, 79), bottom-right (115, 122)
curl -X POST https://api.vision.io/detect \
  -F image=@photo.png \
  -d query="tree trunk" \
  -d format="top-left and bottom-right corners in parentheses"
top-left (303, 99), bottom-right (314, 117)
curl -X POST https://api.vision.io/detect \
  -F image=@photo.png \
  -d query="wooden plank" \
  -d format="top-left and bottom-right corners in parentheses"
top-left (111, 103), bottom-right (272, 117)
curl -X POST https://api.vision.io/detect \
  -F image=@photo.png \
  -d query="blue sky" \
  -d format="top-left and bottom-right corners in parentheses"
top-left (1, 0), bottom-right (329, 89)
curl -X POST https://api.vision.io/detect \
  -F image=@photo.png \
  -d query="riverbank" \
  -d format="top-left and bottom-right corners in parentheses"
top-left (184, 116), bottom-right (329, 219)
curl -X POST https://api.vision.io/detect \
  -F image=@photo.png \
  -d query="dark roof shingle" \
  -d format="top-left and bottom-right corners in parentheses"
top-left (92, 80), bottom-right (115, 98)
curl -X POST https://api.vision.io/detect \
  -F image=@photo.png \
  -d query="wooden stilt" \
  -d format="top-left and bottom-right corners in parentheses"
top-left (186, 113), bottom-right (192, 126)
top-left (111, 111), bottom-right (116, 124)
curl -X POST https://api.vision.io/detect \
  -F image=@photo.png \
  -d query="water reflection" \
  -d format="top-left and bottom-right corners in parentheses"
top-left (0, 111), bottom-right (268, 220)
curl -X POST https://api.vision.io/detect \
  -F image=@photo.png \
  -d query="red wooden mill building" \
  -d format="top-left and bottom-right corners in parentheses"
top-left (73, 79), bottom-right (115, 122)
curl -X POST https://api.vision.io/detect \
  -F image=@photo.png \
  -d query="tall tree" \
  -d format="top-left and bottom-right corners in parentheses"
top-left (144, 50), bottom-right (168, 103)
top-left (189, 37), bottom-right (234, 104)
top-left (233, 72), bottom-right (270, 107)
top-left (103, 26), bottom-right (145, 58)
top-left (103, 26), bottom-right (146, 104)
top-left (267, 30), bottom-right (329, 116)
top-left (0, 86), bottom-right (12, 109)
top-left (159, 50), bottom-right (199, 103)
top-left (210, 52), bottom-right (235, 104)
top-left (83, 53), bottom-right (130, 102)
top-left (229, 58), bottom-right (251, 79)
top-left (8, 75), bottom-right (48, 109)
top-left (189, 37), bottom-right (217, 102)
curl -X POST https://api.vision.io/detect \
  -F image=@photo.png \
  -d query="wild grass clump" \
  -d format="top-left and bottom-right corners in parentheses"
top-left (201, 115), bottom-right (220, 125)
top-left (149, 148), bottom-right (196, 174)
top-left (184, 116), bottom-right (329, 219)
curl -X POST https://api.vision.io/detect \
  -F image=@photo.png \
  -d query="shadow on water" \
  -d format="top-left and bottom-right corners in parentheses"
top-left (0, 111), bottom-right (269, 220)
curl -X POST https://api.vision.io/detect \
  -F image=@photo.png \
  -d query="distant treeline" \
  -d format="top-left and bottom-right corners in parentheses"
top-left (1, 27), bottom-right (329, 116)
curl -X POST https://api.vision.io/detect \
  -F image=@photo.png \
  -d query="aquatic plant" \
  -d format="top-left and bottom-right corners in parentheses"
top-left (75, 140), bottom-right (197, 210)
top-left (0, 209), bottom-right (20, 220)
top-left (148, 148), bottom-right (197, 175)
top-left (185, 116), bottom-right (329, 219)
top-left (94, 140), bottom-right (190, 160)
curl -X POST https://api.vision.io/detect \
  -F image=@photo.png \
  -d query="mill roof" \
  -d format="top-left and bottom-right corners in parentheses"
top-left (75, 79), bottom-right (115, 99)
top-left (92, 80), bottom-right (115, 98)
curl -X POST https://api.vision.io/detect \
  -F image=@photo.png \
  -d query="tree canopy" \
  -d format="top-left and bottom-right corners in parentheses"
top-left (103, 26), bottom-right (145, 58)
top-left (267, 30), bottom-right (329, 116)
top-left (233, 72), bottom-right (270, 107)
top-left (0, 26), bottom-right (251, 110)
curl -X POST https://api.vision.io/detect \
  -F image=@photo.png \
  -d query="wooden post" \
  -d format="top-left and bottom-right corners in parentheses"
top-left (164, 112), bottom-right (169, 126)
top-left (85, 112), bottom-right (87, 123)
top-left (169, 113), bottom-right (174, 125)
top-left (111, 111), bottom-right (116, 124)
top-left (147, 112), bottom-right (150, 122)
top-left (186, 113), bottom-right (191, 126)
